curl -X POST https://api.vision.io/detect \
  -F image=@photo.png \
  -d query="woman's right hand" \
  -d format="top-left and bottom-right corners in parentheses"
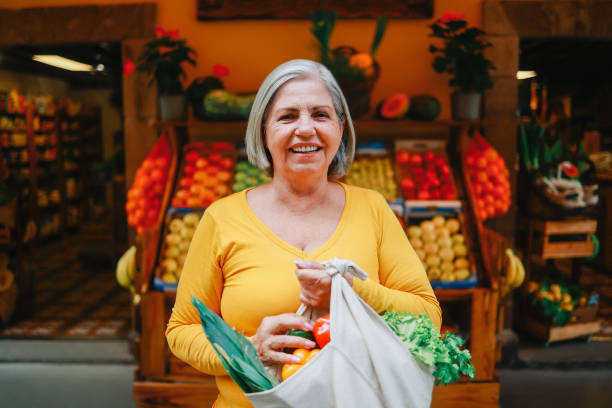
top-left (252, 313), bottom-right (316, 365)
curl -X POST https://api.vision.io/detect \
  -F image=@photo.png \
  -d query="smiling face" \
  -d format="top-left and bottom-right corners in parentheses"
top-left (264, 77), bottom-right (344, 181)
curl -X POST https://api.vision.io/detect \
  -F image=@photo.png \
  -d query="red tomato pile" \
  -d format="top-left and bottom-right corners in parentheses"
top-left (126, 134), bottom-right (171, 234)
top-left (172, 142), bottom-right (235, 209)
top-left (395, 150), bottom-right (457, 200)
top-left (464, 131), bottom-right (511, 221)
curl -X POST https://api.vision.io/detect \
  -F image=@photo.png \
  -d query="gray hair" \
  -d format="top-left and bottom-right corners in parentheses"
top-left (245, 59), bottom-right (356, 179)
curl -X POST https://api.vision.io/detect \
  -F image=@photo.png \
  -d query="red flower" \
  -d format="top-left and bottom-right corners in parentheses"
top-left (212, 64), bottom-right (230, 78)
top-left (155, 26), bottom-right (179, 39)
top-left (439, 11), bottom-right (467, 23)
top-left (123, 58), bottom-right (135, 77)
top-left (560, 161), bottom-right (579, 178)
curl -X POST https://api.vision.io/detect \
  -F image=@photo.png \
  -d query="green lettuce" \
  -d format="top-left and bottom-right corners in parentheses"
top-left (382, 310), bottom-right (475, 385)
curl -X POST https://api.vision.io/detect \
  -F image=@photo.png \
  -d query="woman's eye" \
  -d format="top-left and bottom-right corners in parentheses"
top-left (315, 112), bottom-right (329, 118)
top-left (279, 114), bottom-right (293, 120)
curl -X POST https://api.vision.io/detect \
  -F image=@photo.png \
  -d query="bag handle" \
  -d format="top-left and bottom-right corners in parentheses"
top-left (295, 258), bottom-right (368, 317)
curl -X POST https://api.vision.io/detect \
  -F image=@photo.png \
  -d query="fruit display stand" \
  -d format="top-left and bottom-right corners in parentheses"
top-left (518, 218), bottom-right (602, 345)
top-left (133, 122), bottom-right (501, 408)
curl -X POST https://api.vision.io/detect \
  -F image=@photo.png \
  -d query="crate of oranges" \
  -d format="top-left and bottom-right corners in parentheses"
top-left (171, 142), bottom-right (236, 209)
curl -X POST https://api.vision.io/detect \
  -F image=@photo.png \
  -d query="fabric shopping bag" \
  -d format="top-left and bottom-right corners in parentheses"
top-left (246, 258), bottom-right (435, 408)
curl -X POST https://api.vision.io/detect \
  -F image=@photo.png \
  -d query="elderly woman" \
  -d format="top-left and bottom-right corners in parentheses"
top-left (166, 59), bottom-right (441, 408)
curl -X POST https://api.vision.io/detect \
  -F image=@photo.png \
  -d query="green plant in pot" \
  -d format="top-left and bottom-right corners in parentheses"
top-left (429, 11), bottom-right (495, 120)
top-left (310, 10), bottom-right (388, 119)
top-left (135, 26), bottom-right (196, 121)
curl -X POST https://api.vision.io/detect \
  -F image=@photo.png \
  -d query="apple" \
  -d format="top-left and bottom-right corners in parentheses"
top-left (396, 151), bottom-right (410, 164)
top-left (424, 151), bottom-right (435, 162)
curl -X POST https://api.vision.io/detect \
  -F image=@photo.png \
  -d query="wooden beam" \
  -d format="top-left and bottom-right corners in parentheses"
top-left (0, 4), bottom-right (156, 45)
top-left (139, 292), bottom-right (167, 378)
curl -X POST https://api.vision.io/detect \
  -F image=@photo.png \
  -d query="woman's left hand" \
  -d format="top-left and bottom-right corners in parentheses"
top-left (294, 260), bottom-right (353, 308)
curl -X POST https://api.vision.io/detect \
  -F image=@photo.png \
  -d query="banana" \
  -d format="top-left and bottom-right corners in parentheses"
top-left (503, 248), bottom-right (517, 295)
top-left (511, 251), bottom-right (525, 289)
top-left (116, 247), bottom-right (134, 289)
top-left (124, 246), bottom-right (137, 282)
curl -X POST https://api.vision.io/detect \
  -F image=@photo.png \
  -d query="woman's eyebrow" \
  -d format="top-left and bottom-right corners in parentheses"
top-left (276, 105), bottom-right (333, 112)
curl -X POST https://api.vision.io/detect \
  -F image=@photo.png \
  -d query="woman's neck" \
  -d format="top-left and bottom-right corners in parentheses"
top-left (269, 175), bottom-right (333, 216)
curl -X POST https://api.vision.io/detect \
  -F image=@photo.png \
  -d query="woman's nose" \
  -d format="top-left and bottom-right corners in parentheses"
top-left (295, 114), bottom-right (315, 136)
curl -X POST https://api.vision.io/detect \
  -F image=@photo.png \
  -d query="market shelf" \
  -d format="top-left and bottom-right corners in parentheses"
top-left (155, 119), bottom-right (490, 143)
top-left (434, 288), bottom-right (477, 302)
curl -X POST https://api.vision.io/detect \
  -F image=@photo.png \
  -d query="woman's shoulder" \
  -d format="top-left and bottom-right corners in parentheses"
top-left (342, 183), bottom-right (387, 206)
top-left (204, 190), bottom-right (246, 219)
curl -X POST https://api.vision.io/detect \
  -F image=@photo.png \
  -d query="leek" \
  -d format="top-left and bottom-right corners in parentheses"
top-left (192, 296), bottom-right (278, 393)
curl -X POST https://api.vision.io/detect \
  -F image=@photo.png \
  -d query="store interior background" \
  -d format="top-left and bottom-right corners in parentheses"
top-left (0, 1), bottom-right (610, 407)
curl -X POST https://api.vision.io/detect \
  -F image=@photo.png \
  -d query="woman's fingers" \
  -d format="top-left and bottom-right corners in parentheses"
top-left (295, 267), bottom-right (331, 308)
top-left (260, 314), bottom-right (314, 334)
top-left (253, 314), bottom-right (317, 364)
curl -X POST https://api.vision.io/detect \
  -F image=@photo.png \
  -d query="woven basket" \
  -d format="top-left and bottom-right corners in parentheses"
top-left (337, 62), bottom-right (380, 119)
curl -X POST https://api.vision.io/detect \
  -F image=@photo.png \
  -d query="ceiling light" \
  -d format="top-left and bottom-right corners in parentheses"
top-left (517, 70), bottom-right (537, 80)
top-left (96, 64), bottom-right (105, 72)
top-left (32, 55), bottom-right (93, 72)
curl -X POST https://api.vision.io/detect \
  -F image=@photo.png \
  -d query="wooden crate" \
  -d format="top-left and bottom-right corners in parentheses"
top-left (524, 316), bottom-right (602, 344)
top-left (531, 219), bottom-right (597, 259)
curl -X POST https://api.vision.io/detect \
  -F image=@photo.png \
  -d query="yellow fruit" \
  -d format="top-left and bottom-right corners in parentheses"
top-left (550, 284), bottom-right (562, 302)
top-left (454, 268), bottom-right (471, 281)
top-left (0, 268), bottom-right (15, 291)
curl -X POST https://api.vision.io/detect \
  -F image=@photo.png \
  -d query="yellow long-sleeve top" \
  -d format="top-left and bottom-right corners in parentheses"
top-left (166, 182), bottom-right (441, 408)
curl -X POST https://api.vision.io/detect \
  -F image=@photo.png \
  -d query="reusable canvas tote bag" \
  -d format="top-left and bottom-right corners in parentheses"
top-left (246, 258), bottom-right (435, 408)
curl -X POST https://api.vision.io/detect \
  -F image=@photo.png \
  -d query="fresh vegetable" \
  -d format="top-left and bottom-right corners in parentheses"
top-left (381, 311), bottom-right (475, 385)
top-left (464, 129), bottom-right (511, 221)
top-left (313, 314), bottom-right (331, 349)
top-left (282, 329), bottom-right (316, 353)
top-left (281, 348), bottom-right (321, 381)
top-left (191, 296), bottom-right (278, 393)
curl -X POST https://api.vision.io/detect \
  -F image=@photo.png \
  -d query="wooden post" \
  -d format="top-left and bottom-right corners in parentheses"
top-left (139, 291), bottom-right (167, 378)
top-left (471, 288), bottom-right (498, 381)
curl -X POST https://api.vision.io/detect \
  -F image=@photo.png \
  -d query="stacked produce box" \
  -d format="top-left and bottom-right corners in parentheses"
top-left (140, 134), bottom-right (515, 292)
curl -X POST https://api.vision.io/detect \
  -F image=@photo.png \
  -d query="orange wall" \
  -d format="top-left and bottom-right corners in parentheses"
top-left (0, 0), bottom-right (482, 119)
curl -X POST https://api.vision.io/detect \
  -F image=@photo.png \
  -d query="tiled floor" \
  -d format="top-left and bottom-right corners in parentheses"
top-left (1, 230), bottom-right (131, 339)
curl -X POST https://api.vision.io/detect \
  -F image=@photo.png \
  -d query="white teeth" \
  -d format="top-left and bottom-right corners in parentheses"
top-left (291, 146), bottom-right (320, 153)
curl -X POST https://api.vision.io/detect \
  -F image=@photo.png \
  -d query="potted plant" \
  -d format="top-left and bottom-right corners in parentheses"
top-left (429, 11), bottom-right (495, 120)
top-left (127, 26), bottom-right (196, 121)
top-left (310, 10), bottom-right (388, 119)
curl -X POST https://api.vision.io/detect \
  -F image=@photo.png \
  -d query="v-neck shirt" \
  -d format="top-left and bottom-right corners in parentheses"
top-left (166, 183), bottom-right (440, 408)
top-left (242, 182), bottom-right (349, 258)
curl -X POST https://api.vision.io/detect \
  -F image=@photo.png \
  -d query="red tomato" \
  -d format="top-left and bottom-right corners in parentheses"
top-left (185, 151), bottom-right (200, 163)
top-left (183, 164), bottom-right (196, 175)
top-left (179, 177), bottom-right (194, 188)
top-left (424, 151), bottom-right (435, 162)
top-left (417, 190), bottom-right (431, 200)
top-left (142, 158), bottom-right (155, 172)
top-left (209, 152), bottom-right (222, 164)
top-left (435, 156), bottom-right (447, 168)
top-left (400, 178), bottom-right (415, 190)
top-left (431, 190), bottom-right (441, 199)
top-left (476, 157), bottom-right (488, 169)
top-left (313, 314), bottom-right (331, 349)
top-left (150, 169), bottom-right (164, 182)
top-left (465, 155), bottom-right (475, 167)
top-left (220, 157), bottom-right (234, 170)
top-left (155, 156), bottom-right (169, 169)
top-left (195, 158), bottom-right (209, 169)
top-left (395, 151), bottom-right (410, 164)
top-left (410, 153), bottom-right (423, 166)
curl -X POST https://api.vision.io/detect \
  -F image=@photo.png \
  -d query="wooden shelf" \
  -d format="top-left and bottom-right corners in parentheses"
top-left (434, 288), bottom-right (477, 302)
